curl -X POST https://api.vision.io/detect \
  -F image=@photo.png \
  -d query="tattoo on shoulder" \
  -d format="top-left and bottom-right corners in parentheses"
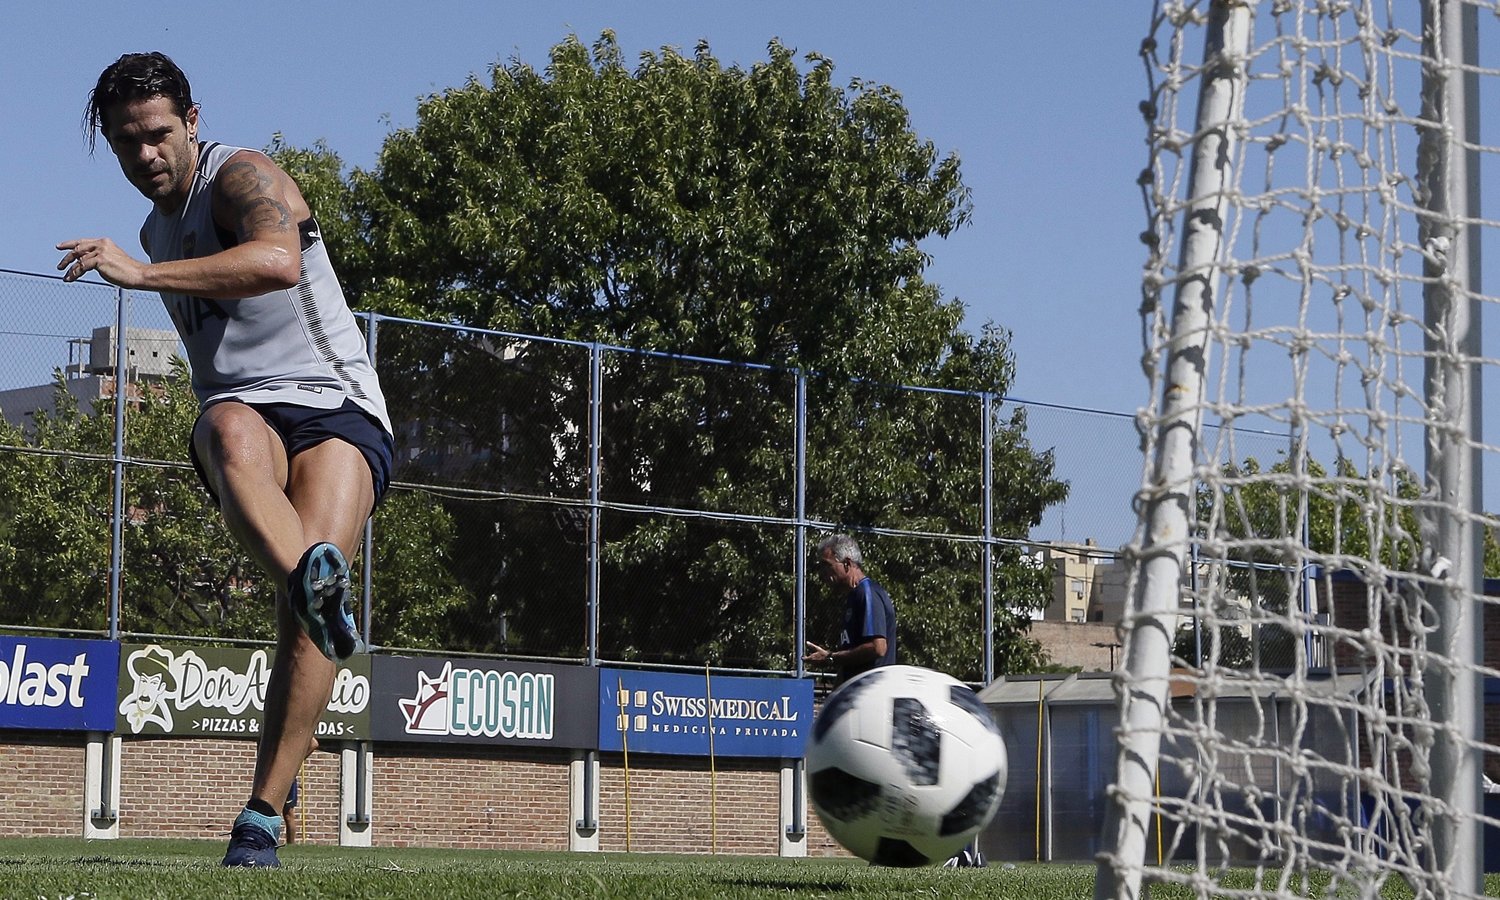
top-left (215, 158), bottom-right (292, 238)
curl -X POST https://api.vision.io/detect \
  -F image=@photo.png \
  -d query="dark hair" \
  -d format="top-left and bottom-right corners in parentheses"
top-left (84, 52), bottom-right (195, 152)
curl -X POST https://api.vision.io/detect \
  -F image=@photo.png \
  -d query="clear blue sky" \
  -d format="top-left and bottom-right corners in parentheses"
top-left (3, 1), bottom-right (1151, 412)
top-left (7, 5), bottom-right (1500, 553)
top-left (0, 2), bottom-right (1168, 544)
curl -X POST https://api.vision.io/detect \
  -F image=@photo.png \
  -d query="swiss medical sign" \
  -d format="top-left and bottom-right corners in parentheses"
top-left (0, 637), bottom-right (118, 731)
top-left (599, 668), bottom-right (812, 758)
top-left (368, 655), bottom-right (598, 748)
top-left (115, 643), bottom-right (371, 739)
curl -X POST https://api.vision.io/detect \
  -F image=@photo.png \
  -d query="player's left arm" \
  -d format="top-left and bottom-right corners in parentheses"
top-left (58, 151), bottom-right (306, 298)
top-left (832, 636), bottom-right (887, 668)
top-left (803, 641), bottom-right (832, 665)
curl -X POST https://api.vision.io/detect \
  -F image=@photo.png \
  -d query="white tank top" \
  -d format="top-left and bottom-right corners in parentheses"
top-left (143, 141), bottom-right (391, 436)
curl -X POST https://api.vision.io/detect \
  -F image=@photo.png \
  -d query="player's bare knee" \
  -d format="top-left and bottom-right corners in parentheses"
top-left (196, 410), bottom-right (280, 480)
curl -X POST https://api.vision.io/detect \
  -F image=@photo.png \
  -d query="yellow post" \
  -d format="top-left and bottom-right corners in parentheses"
top-left (1155, 764), bottom-right (1163, 866)
top-left (705, 664), bottom-right (718, 855)
top-left (297, 759), bottom-right (305, 845)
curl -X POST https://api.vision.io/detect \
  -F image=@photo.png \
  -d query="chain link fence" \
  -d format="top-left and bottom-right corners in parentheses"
top-left (0, 268), bottom-right (1290, 680)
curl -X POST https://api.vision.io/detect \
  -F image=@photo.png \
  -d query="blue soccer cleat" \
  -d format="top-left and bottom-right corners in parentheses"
top-left (290, 542), bottom-right (362, 661)
top-left (221, 808), bottom-right (282, 868)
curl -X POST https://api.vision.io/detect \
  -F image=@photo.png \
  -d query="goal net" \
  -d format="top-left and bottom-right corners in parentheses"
top-left (1098, 2), bottom-right (1498, 898)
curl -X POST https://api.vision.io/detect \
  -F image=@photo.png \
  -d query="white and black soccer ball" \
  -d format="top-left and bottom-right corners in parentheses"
top-left (806, 664), bottom-right (1006, 867)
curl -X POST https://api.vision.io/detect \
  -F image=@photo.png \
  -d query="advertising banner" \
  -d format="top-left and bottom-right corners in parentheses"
top-left (116, 643), bottom-right (371, 740)
top-left (0, 636), bottom-right (118, 731)
top-left (599, 668), bottom-right (812, 759)
top-left (369, 655), bottom-right (598, 748)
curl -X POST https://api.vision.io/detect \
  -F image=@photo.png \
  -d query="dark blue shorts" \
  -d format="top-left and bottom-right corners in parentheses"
top-left (190, 399), bottom-right (393, 508)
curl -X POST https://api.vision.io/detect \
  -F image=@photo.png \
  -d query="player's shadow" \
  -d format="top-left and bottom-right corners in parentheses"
top-left (0, 856), bottom-right (167, 868)
top-left (72, 855), bottom-right (172, 868)
top-left (719, 879), bottom-right (852, 892)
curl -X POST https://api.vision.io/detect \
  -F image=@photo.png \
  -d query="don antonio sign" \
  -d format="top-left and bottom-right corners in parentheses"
top-left (116, 643), bottom-right (370, 739)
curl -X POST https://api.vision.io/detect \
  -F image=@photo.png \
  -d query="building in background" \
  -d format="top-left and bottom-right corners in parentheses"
top-left (0, 325), bottom-right (178, 430)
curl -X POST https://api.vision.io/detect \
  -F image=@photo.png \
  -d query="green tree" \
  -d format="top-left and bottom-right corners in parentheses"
top-left (0, 373), bottom-right (120, 632)
top-left (0, 362), bottom-right (467, 646)
top-left (277, 33), bottom-right (1066, 678)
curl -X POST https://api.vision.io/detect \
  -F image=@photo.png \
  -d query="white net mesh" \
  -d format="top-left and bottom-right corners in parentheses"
top-left (1100, 2), bottom-right (1500, 897)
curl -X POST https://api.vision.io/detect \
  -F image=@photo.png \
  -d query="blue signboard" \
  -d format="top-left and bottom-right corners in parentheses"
top-left (0, 637), bottom-right (119, 731)
top-left (599, 668), bottom-right (812, 759)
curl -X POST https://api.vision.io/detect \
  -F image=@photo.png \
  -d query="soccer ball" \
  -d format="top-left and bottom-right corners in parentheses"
top-left (806, 664), bottom-right (1006, 867)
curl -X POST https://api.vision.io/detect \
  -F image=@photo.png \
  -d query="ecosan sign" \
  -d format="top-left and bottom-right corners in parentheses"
top-left (0, 637), bottom-right (118, 731)
top-left (369, 656), bottom-right (598, 748)
top-left (599, 668), bottom-right (812, 758)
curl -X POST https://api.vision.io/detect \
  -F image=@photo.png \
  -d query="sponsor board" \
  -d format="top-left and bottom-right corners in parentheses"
top-left (599, 668), bottom-right (812, 758)
top-left (115, 643), bottom-right (370, 739)
top-left (369, 655), bottom-right (598, 748)
top-left (0, 637), bottom-right (118, 731)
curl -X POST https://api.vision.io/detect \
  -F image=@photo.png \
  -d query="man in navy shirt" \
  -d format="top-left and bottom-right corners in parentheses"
top-left (804, 534), bottom-right (897, 683)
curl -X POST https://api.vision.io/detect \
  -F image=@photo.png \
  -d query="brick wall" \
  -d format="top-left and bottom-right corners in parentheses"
top-left (0, 734), bottom-right (835, 854)
top-left (595, 753), bottom-right (780, 855)
top-left (0, 732), bottom-right (84, 837)
top-left (803, 803), bottom-right (852, 858)
top-left (1028, 621), bottom-right (1121, 671)
top-left (115, 737), bottom-right (342, 842)
top-left (1320, 573), bottom-right (1498, 671)
top-left (119, 737), bottom-right (254, 839)
top-left (373, 744), bottom-right (571, 850)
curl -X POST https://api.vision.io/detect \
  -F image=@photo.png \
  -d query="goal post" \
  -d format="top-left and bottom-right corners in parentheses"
top-left (1419, 0), bottom-right (1485, 883)
top-left (1096, 2), bottom-right (1254, 894)
top-left (1098, 2), bottom-right (1492, 898)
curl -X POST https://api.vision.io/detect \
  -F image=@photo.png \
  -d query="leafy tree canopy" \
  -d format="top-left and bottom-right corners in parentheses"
top-left (270, 33), bottom-right (1067, 678)
top-left (0, 363), bottom-right (466, 648)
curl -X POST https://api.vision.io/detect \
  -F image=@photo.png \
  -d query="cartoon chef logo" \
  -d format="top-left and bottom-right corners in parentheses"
top-left (119, 645), bottom-right (180, 734)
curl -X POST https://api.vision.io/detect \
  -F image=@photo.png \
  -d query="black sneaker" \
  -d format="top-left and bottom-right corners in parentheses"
top-left (221, 810), bottom-right (282, 867)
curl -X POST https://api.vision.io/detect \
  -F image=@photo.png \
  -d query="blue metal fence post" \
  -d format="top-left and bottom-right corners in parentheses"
top-left (787, 367), bottom-right (808, 840)
top-left (794, 370), bottom-right (808, 680)
top-left (108, 287), bottom-right (127, 642)
top-left (586, 342), bottom-right (603, 667)
top-left (577, 340), bottom-right (604, 837)
top-left (361, 313), bottom-right (379, 646)
top-left (982, 392), bottom-right (994, 686)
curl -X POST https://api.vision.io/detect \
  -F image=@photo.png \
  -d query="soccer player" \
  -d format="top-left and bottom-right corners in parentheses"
top-left (59, 52), bottom-right (393, 867)
top-left (804, 533), bottom-right (897, 684)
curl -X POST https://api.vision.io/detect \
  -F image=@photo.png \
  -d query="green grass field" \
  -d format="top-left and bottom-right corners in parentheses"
top-left (1, 839), bottom-right (1495, 899)
top-left (0, 839), bottom-right (1089, 899)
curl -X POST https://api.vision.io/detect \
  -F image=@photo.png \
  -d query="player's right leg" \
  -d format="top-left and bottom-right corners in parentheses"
top-left (193, 402), bottom-right (338, 866)
top-left (190, 400), bottom-right (306, 584)
top-left (191, 402), bottom-right (305, 866)
top-left (191, 402), bottom-right (360, 661)
top-left (227, 436), bottom-right (377, 866)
